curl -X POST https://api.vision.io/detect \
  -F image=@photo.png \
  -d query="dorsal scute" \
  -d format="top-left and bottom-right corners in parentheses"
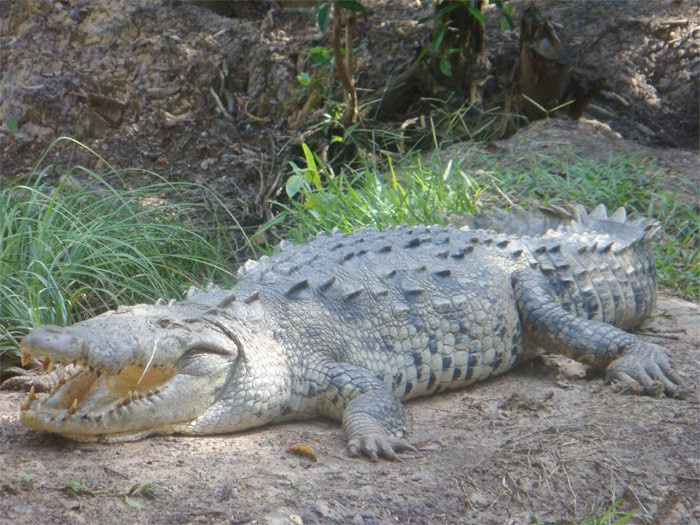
top-left (457, 203), bottom-right (659, 249)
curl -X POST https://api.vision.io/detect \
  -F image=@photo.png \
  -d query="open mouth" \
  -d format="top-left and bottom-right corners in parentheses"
top-left (20, 354), bottom-right (176, 434)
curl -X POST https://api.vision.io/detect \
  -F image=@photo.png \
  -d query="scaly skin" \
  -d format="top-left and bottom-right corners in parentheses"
top-left (16, 204), bottom-right (684, 460)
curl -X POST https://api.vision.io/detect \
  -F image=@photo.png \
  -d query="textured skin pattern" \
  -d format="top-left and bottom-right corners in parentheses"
top-left (17, 204), bottom-right (684, 460)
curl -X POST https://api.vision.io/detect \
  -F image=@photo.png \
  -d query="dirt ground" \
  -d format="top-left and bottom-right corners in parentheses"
top-left (0, 1), bottom-right (698, 524)
top-left (0, 294), bottom-right (697, 524)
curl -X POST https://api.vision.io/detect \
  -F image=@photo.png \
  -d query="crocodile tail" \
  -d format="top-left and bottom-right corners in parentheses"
top-left (461, 203), bottom-right (660, 249)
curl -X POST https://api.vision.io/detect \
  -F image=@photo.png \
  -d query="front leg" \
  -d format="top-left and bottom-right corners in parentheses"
top-left (310, 362), bottom-right (416, 461)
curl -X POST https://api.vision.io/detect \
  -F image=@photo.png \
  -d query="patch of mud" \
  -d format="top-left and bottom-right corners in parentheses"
top-left (0, 295), bottom-right (697, 524)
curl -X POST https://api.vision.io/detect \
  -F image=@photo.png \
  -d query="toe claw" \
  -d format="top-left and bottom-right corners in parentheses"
top-left (607, 342), bottom-right (685, 398)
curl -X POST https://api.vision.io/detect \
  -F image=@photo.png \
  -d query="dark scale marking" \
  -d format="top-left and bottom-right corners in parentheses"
top-left (394, 372), bottom-right (403, 387)
top-left (341, 252), bottom-right (355, 262)
top-left (330, 242), bottom-right (344, 251)
top-left (411, 315), bottom-right (426, 331)
top-left (458, 321), bottom-right (469, 334)
top-left (600, 242), bottom-right (614, 253)
top-left (404, 381), bottom-right (413, 396)
top-left (442, 356), bottom-right (452, 368)
top-left (378, 245), bottom-right (392, 253)
top-left (465, 367), bottom-right (474, 380)
top-left (586, 296), bottom-right (600, 315)
top-left (415, 264), bottom-right (427, 272)
top-left (432, 268), bottom-right (451, 278)
top-left (384, 269), bottom-right (398, 280)
top-left (452, 367), bottom-right (462, 380)
top-left (417, 367), bottom-right (423, 380)
top-left (342, 288), bottom-right (364, 302)
top-left (405, 238), bottom-right (421, 248)
top-left (470, 237), bottom-right (480, 243)
top-left (436, 250), bottom-right (449, 258)
top-left (217, 293), bottom-right (237, 308)
top-left (285, 279), bottom-right (310, 298)
top-left (428, 338), bottom-right (438, 354)
top-left (427, 373), bottom-right (437, 389)
top-left (319, 276), bottom-right (336, 292)
top-left (468, 354), bottom-right (479, 367)
top-left (401, 281), bottom-right (424, 297)
top-left (243, 291), bottom-right (260, 304)
top-left (496, 240), bottom-right (510, 248)
top-left (413, 352), bottom-right (423, 365)
top-left (371, 287), bottom-right (390, 298)
top-left (308, 384), bottom-right (317, 396)
top-left (510, 249), bottom-right (524, 258)
top-left (356, 249), bottom-right (368, 256)
top-left (577, 245), bottom-right (588, 254)
top-left (549, 244), bottom-right (561, 253)
top-left (451, 249), bottom-right (465, 259)
top-left (535, 246), bottom-right (547, 254)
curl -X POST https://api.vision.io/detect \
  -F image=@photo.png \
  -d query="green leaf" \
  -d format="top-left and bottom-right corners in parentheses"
top-left (343, 122), bottom-right (359, 140)
top-left (433, 24), bottom-right (447, 50)
top-left (468, 6), bottom-right (485, 25)
top-left (336, 0), bottom-right (367, 13)
top-left (296, 71), bottom-right (311, 87)
top-left (286, 174), bottom-right (308, 198)
top-left (6, 116), bottom-right (19, 134)
top-left (439, 58), bottom-right (452, 77)
top-left (310, 46), bottom-right (331, 67)
top-left (315, 2), bottom-right (331, 31)
top-left (124, 495), bottom-right (144, 510)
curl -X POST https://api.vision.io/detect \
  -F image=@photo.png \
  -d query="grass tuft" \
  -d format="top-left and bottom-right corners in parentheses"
top-left (0, 138), bottom-right (238, 373)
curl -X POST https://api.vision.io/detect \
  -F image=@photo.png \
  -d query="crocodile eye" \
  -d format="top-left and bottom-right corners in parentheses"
top-left (154, 318), bottom-right (172, 329)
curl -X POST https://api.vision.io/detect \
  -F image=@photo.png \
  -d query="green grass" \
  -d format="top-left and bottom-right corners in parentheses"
top-left (264, 142), bottom-right (698, 299)
top-left (529, 498), bottom-right (636, 524)
top-left (0, 138), bottom-right (239, 374)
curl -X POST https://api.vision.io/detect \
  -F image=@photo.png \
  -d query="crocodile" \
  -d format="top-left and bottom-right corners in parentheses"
top-left (16, 204), bottom-right (684, 460)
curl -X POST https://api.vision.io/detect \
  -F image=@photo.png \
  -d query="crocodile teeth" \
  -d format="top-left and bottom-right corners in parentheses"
top-left (29, 385), bottom-right (37, 401)
top-left (22, 352), bottom-right (31, 366)
top-left (68, 398), bottom-right (78, 414)
top-left (42, 358), bottom-right (51, 372)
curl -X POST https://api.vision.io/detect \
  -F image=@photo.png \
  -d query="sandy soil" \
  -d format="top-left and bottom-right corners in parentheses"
top-left (0, 294), bottom-right (697, 524)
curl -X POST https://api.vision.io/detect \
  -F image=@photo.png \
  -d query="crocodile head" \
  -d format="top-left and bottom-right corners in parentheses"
top-left (19, 303), bottom-right (242, 442)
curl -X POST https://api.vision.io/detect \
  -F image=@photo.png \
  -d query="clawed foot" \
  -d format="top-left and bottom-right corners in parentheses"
top-left (607, 342), bottom-right (686, 399)
top-left (347, 432), bottom-right (417, 462)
